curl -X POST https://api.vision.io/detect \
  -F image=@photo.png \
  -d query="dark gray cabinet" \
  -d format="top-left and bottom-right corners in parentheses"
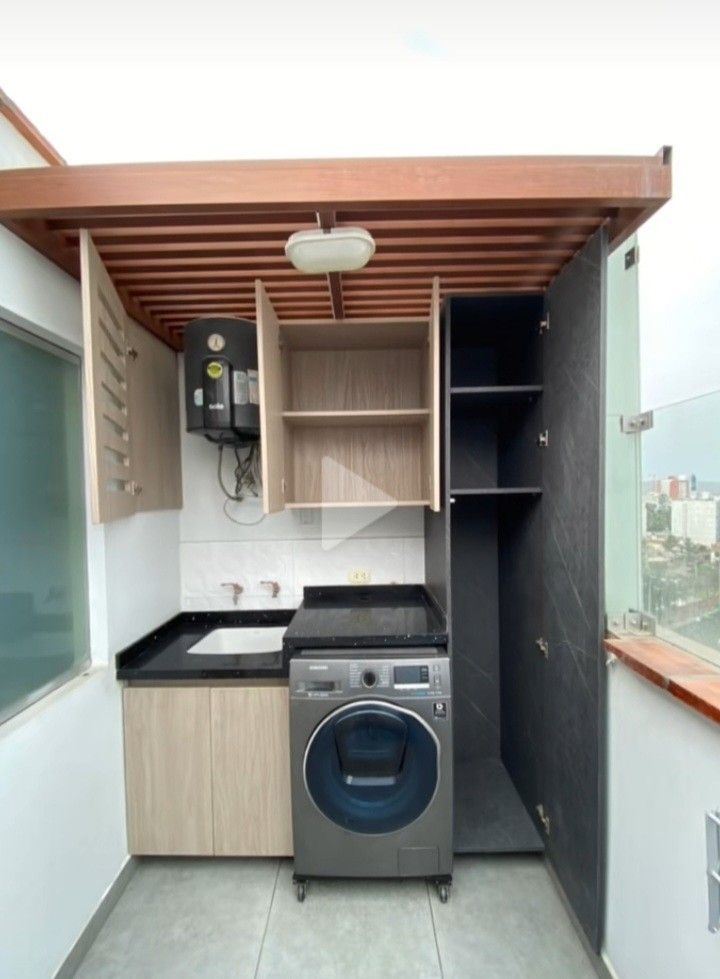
top-left (424, 229), bottom-right (607, 950)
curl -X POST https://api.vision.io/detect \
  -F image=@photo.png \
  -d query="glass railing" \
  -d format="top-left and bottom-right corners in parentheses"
top-left (640, 389), bottom-right (720, 666)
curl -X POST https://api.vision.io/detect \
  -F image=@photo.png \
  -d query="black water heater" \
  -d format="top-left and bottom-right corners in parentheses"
top-left (184, 317), bottom-right (260, 442)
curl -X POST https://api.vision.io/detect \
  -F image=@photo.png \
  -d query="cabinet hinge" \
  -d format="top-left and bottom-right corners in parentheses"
top-left (624, 245), bottom-right (639, 269)
top-left (281, 477), bottom-right (286, 499)
top-left (537, 430), bottom-right (549, 448)
top-left (536, 804), bottom-right (551, 836)
top-left (606, 609), bottom-right (656, 637)
top-left (620, 411), bottom-right (653, 434)
top-left (539, 314), bottom-right (550, 335)
top-left (128, 480), bottom-right (143, 496)
top-left (535, 637), bottom-right (549, 659)
top-left (706, 810), bottom-right (720, 933)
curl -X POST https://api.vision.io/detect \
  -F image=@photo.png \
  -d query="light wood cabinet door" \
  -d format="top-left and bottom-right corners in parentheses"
top-left (210, 685), bottom-right (293, 856)
top-left (80, 230), bottom-right (182, 523)
top-left (255, 280), bottom-right (286, 513)
top-left (125, 317), bottom-right (183, 512)
top-left (123, 687), bottom-right (213, 855)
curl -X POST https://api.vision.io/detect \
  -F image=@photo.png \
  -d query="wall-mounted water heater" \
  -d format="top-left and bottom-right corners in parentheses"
top-left (184, 317), bottom-right (260, 444)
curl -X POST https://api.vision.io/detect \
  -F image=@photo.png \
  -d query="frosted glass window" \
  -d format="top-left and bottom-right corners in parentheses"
top-left (0, 320), bottom-right (89, 724)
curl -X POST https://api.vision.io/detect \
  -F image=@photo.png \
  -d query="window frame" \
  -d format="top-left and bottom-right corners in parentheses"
top-left (0, 316), bottom-right (91, 726)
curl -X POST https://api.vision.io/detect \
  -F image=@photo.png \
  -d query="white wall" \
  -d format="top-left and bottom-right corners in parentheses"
top-left (178, 362), bottom-right (425, 611)
top-left (605, 664), bottom-right (720, 979)
top-left (0, 129), bottom-right (180, 978)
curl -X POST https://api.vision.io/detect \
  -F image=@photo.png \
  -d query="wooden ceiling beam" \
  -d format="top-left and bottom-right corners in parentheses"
top-left (316, 208), bottom-right (344, 320)
top-left (0, 153), bottom-right (671, 220)
top-left (102, 249), bottom-right (575, 270)
top-left (52, 215), bottom-right (604, 239)
top-left (76, 230), bottom-right (589, 254)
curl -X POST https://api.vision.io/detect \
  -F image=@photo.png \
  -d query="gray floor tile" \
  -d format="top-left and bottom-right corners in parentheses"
top-left (430, 855), bottom-right (597, 979)
top-left (255, 861), bottom-right (442, 979)
top-left (73, 858), bottom-right (279, 979)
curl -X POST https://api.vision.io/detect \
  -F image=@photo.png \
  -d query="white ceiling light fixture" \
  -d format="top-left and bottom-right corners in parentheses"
top-left (285, 227), bottom-right (376, 274)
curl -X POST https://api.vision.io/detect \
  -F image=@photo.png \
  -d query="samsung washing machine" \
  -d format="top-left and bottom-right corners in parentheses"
top-left (289, 649), bottom-right (453, 902)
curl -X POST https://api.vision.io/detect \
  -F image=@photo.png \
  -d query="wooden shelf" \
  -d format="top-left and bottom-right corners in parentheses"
top-left (282, 409), bottom-right (430, 427)
top-left (451, 385), bottom-right (543, 406)
top-left (450, 487), bottom-right (542, 497)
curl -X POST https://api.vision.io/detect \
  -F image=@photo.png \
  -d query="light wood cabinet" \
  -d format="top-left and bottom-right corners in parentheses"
top-left (123, 686), bottom-right (213, 855)
top-left (256, 278), bottom-right (441, 512)
top-left (210, 685), bottom-right (293, 856)
top-left (80, 231), bottom-right (182, 523)
top-left (123, 683), bottom-right (292, 857)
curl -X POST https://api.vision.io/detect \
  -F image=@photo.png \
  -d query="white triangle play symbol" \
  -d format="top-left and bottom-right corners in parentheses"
top-left (319, 454), bottom-right (397, 550)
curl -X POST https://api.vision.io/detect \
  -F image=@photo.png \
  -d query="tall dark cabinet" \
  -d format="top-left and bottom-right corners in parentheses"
top-left (424, 230), bottom-right (607, 950)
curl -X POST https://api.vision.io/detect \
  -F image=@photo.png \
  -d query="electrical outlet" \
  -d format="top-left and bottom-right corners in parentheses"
top-left (349, 568), bottom-right (371, 585)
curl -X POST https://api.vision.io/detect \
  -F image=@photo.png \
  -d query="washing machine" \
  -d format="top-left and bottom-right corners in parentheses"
top-left (289, 648), bottom-right (453, 902)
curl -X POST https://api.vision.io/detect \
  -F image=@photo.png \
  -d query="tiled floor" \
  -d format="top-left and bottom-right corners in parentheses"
top-left (74, 856), bottom-right (599, 979)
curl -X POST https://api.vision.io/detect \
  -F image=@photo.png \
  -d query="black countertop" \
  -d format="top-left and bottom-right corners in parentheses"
top-left (116, 610), bottom-right (296, 681)
top-left (116, 586), bottom-right (447, 681)
top-left (283, 585), bottom-right (447, 651)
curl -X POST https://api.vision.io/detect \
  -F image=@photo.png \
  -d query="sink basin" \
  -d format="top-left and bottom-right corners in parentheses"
top-left (187, 626), bottom-right (287, 656)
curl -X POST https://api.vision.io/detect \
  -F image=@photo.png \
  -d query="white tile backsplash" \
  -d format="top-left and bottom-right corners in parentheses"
top-left (180, 535), bottom-right (423, 609)
top-left (180, 540), bottom-right (294, 610)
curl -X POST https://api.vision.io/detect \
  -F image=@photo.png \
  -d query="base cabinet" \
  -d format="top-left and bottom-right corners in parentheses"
top-left (123, 687), bottom-right (214, 855)
top-left (211, 686), bottom-right (293, 856)
top-left (123, 683), bottom-right (292, 856)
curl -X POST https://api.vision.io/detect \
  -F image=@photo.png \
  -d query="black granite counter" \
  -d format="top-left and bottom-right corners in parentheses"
top-left (116, 609), bottom-right (296, 681)
top-left (282, 585), bottom-right (447, 651)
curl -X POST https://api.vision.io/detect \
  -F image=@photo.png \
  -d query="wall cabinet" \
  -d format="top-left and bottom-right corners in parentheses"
top-left (123, 683), bottom-right (292, 857)
top-left (256, 279), bottom-right (441, 512)
top-left (80, 231), bottom-right (182, 523)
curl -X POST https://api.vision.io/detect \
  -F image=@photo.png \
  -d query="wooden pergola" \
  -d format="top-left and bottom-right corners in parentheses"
top-left (0, 146), bottom-right (671, 349)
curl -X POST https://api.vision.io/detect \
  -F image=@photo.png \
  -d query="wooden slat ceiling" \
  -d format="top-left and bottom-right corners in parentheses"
top-left (0, 152), bottom-right (671, 349)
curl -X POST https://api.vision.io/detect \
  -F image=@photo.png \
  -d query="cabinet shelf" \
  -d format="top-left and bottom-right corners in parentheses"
top-left (451, 385), bottom-right (543, 407)
top-left (282, 409), bottom-right (430, 427)
top-left (450, 487), bottom-right (542, 497)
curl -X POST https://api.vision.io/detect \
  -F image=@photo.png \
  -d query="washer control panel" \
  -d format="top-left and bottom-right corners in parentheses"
top-left (290, 650), bottom-right (451, 699)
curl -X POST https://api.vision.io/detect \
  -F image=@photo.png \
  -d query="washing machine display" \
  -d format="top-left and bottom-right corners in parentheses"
top-left (304, 700), bottom-right (439, 834)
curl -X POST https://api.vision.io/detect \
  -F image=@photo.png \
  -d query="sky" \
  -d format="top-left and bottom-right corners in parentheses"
top-left (1, 0), bottom-right (719, 412)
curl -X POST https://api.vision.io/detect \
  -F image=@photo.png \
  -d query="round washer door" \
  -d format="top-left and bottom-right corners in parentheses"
top-left (304, 700), bottom-right (439, 835)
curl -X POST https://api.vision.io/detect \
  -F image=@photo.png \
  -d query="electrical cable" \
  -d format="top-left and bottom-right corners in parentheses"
top-left (216, 441), bottom-right (266, 525)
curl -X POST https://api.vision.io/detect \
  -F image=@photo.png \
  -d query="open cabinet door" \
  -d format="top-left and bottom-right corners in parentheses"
top-left (542, 228), bottom-right (607, 950)
top-left (80, 230), bottom-right (136, 523)
top-left (255, 280), bottom-right (285, 513)
top-left (428, 277), bottom-right (441, 511)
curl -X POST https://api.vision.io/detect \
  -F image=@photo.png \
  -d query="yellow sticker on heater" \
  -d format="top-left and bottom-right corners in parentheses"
top-left (206, 361), bottom-right (223, 380)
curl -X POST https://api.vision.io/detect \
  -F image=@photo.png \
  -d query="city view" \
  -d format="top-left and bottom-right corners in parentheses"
top-left (642, 473), bottom-right (720, 654)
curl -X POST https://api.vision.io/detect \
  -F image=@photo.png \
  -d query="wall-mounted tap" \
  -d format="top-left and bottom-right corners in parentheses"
top-left (260, 580), bottom-right (281, 599)
top-left (222, 582), bottom-right (244, 606)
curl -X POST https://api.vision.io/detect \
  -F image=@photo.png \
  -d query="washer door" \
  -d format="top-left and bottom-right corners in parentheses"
top-left (304, 701), bottom-right (439, 835)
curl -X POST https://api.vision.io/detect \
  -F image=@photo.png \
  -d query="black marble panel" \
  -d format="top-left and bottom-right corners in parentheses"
top-left (499, 495), bottom-right (545, 816)
top-left (542, 229), bottom-right (607, 950)
top-left (450, 497), bottom-right (500, 762)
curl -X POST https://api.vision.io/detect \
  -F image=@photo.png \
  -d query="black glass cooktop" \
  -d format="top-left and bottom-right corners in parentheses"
top-left (282, 585), bottom-right (447, 651)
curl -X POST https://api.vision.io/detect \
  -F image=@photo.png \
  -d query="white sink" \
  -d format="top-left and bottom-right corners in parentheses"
top-left (187, 626), bottom-right (286, 656)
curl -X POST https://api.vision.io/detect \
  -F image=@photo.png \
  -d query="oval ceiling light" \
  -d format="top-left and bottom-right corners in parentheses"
top-left (285, 227), bottom-right (376, 274)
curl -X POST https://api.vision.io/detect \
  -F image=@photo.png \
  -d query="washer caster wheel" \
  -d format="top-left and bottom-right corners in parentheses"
top-left (296, 881), bottom-right (307, 903)
top-left (437, 883), bottom-right (450, 904)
